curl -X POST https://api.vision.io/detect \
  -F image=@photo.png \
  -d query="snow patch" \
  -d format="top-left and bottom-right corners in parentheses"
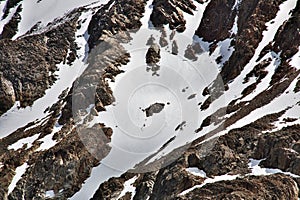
top-left (249, 158), bottom-right (300, 178)
top-left (8, 162), bottom-right (28, 194)
top-left (0, 6), bottom-right (95, 138)
top-left (290, 47), bottom-right (300, 70)
top-left (180, 173), bottom-right (239, 196)
top-left (13, 0), bottom-right (109, 39)
top-left (8, 133), bottom-right (40, 151)
top-left (0, 4), bottom-right (20, 34)
top-left (36, 122), bottom-right (62, 151)
top-left (45, 190), bottom-right (55, 198)
top-left (186, 167), bottom-right (207, 178)
top-left (117, 176), bottom-right (138, 200)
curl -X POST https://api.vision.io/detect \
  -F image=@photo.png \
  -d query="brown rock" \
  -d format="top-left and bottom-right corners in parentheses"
top-left (143, 102), bottom-right (165, 117)
top-left (178, 174), bottom-right (299, 200)
top-left (0, 74), bottom-right (16, 114)
top-left (146, 44), bottom-right (161, 65)
top-left (184, 45), bottom-right (197, 61)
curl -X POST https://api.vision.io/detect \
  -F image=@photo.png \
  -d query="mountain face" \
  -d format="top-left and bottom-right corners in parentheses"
top-left (0, 0), bottom-right (299, 199)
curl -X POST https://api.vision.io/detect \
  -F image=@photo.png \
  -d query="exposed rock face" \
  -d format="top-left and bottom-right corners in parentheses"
top-left (0, 4), bottom-right (22, 39)
top-left (146, 35), bottom-right (156, 46)
top-left (143, 102), bottom-right (165, 117)
top-left (146, 44), bottom-right (161, 65)
top-left (184, 44), bottom-right (197, 61)
top-left (195, 0), bottom-right (237, 42)
top-left (91, 174), bottom-right (136, 200)
top-left (253, 125), bottom-right (300, 175)
top-left (149, 163), bottom-right (204, 200)
top-left (1, 0), bottom-right (300, 199)
top-left (0, 74), bottom-right (16, 114)
top-left (150, 0), bottom-right (198, 32)
top-left (171, 40), bottom-right (179, 55)
top-left (0, 11), bottom-right (79, 115)
top-left (133, 172), bottom-right (158, 200)
top-left (2, 0), bottom-right (23, 19)
top-left (178, 174), bottom-right (299, 200)
top-left (94, 112), bottom-right (300, 199)
top-left (197, 0), bottom-right (285, 83)
top-left (87, 0), bottom-right (146, 49)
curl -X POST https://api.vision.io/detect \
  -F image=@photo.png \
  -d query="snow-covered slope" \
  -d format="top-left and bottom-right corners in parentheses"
top-left (0, 0), bottom-right (299, 199)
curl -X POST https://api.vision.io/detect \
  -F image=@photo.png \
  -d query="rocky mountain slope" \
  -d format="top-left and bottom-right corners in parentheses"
top-left (0, 0), bottom-right (299, 199)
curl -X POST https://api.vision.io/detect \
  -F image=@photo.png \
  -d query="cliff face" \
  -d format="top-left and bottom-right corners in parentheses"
top-left (0, 0), bottom-right (299, 199)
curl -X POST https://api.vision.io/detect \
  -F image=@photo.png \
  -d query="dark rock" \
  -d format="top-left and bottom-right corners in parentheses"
top-left (2, 0), bottom-right (23, 19)
top-left (184, 45), bottom-right (197, 61)
top-left (146, 35), bottom-right (156, 46)
top-left (209, 0), bottom-right (285, 84)
top-left (87, 0), bottom-right (146, 50)
top-left (146, 44), bottom-right (161, 65)
top-left (192, 43), bottom-right (202, 54)
top-left (143, 103), bottom-right (165, 117)
top-left (150, 0), bottom-right (197, 32)
top-left (260, 147), bottom-right (300, 175)
top-left (294, 79), bottom-right (300, 93)
top-left (175, 121), bottom-right (187, 131)
top-left (134, 172), bottom-right (158, 200)
top-left (91, 173), bottom-right (135, 200)
top-left (178, 174), bottom-right (299, 200)
top-left (0, 74), bottom-right (16, 114)
top-left (171, 40), bottom-right (179, 55)
top-left (187, 94), bottom-right (196, 100)
top-left (0, 5), bottom-right (22, 39)
top-left (159, 35), bottom-right (168, 47)
top-left (0, 10), bottom-right (79, 115)
top-left (150, 163), bottom-right (204, 200)
top-left (253, 125), bottom-right (300, 160)
top-left (195, 0), bottom-right (236, 43)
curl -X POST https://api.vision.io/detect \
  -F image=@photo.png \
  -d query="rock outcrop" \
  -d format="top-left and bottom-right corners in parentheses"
top-left (0, 10), bottom-right (80, 115)
top-left (150, 0), bottom-right (199, 32)
top-left (146, 44), bottom-right (161, 65)
top-left (1, 0), bottom-right (300, 199)
top-left (178, 174), bottom-right (299, 200)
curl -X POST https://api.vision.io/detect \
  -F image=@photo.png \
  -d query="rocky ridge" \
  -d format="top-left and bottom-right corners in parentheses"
top-left (0, 0), bottom-right (299, 199)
